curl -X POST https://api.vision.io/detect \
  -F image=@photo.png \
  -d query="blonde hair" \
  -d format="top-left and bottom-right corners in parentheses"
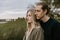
top-left (26, 8), bottom-right (42, 30)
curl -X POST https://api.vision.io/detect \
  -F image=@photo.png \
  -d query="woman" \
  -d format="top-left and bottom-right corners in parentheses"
top-left (23, 6), bottom-right (44, 40)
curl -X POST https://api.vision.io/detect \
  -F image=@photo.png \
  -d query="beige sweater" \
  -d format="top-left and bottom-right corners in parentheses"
top-left (23, 27), bottom-right (44, 40)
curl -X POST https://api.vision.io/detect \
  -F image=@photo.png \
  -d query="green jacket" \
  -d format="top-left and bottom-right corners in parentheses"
top-left (23, 27), bottom-right (44, 40)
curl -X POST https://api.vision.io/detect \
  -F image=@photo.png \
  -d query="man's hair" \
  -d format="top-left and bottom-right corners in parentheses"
top-left (36, 2), bottom-right (51, 15)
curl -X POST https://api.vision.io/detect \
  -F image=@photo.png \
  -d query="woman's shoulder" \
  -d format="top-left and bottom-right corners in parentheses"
top-left (32, 27), bottom-right (44, 35)
top-left (31, 27), bottom-right (41, 34)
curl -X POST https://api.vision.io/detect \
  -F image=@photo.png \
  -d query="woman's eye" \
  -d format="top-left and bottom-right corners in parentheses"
top-left (27, 14), bottom-right (31, 17)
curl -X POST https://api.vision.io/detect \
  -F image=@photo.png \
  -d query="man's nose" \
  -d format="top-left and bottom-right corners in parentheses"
top-left (35, 12), bottom-right (37, 15)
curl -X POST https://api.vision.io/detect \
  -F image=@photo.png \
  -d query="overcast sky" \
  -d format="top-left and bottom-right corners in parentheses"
top-left (0, 0), bottom-right (39, 19)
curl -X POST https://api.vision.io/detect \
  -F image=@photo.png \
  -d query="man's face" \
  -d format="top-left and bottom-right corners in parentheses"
top-left (35, 5), bottom-right (46, 20)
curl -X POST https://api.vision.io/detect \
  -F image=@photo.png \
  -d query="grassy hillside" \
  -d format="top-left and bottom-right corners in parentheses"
top-left (0, 18), bottom-right (26, 40)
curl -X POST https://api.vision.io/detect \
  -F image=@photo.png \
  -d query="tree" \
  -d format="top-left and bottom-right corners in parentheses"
top-left (40, 0), bottom-right (60, 8)
top-left (40, 0), bottom-right (60, 21)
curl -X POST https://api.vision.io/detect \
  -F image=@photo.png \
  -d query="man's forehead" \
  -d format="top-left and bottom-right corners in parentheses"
top-left (35, 5), bottom-right (42, 10)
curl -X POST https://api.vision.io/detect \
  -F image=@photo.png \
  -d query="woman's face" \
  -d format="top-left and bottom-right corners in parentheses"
top-left (26, 11), bottom-right (33, 23)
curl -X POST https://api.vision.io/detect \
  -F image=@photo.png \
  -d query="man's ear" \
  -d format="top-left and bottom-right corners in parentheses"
top-left (44, 9), bottom-right (47, 15)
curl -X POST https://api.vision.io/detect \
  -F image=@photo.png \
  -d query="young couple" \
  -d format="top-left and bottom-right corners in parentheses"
top-left (23, 2), bottom-right (60, 40)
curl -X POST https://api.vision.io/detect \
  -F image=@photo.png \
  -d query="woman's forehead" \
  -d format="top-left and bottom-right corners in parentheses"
top-left (27, 11), bottom-right (32, 15)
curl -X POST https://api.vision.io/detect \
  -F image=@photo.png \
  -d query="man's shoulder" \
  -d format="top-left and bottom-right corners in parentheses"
top-left (51, 18), bottom-right (60, 28)
top-left (48, 18), bottom-right (60, 26)
top-left (54, 20), bottom-right (60, 27)
top-left (49, 18), bottom-right (59, 24)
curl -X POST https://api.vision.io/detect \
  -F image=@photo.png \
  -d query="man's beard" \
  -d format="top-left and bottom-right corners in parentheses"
top-left (35, 15), bottom-right (45, 22)
top-left (35, 16), bottom-right (41, 22)
top-left (35, 18), bottom-right (41, 22)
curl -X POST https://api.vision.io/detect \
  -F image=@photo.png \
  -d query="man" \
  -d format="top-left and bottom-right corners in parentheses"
top-left (35, 2), bottom-right (60, 40)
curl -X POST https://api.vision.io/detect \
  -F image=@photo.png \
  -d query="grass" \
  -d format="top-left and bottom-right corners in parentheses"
top-left (0, 18), bottom-right (59, 40)
top-left (0, 18), bottom-right (26, 40)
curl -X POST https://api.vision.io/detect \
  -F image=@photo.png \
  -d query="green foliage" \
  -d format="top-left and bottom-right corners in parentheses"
top-left (40, 0), bottom-right (60, 22)
top-left (53, 0), bottom-right (60, 8)
top-left (40, 0), bottom-right (60, 8)
top-left (0, 18), bottom-right (26, 40)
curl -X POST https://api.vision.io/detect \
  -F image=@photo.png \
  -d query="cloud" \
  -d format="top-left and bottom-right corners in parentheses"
top-left (0, 0), bottom-right (39, 10)
top-left (0, 0), bottom-right (39, 19)
top-left (0, 10), bottom-right (27, 19)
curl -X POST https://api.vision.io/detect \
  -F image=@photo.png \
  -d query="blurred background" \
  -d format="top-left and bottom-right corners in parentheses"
top-left (0, 0), bottom-right (60, 40)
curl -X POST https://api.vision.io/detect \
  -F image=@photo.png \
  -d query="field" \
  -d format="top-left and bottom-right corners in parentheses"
top-left (0, 18), bottom-right (26, 40)
top-left (0, 18), bottom-right (59, 40)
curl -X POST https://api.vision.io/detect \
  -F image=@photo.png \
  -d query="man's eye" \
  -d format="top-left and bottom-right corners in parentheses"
top-left (35, 10), bottom-right (40, 12)
top-left (37, 10), bottom-right (40, 12)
